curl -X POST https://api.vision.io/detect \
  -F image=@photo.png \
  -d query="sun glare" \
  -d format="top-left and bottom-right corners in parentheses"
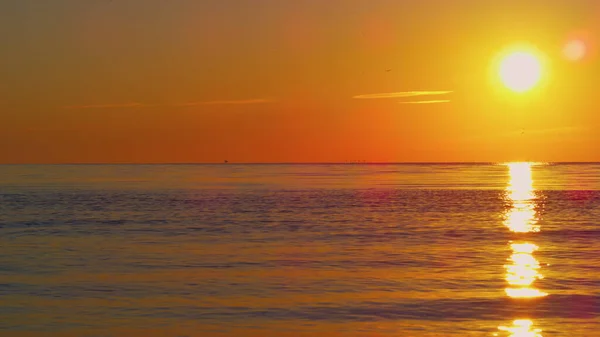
top-left (499, 52), bottom-right (542, 93)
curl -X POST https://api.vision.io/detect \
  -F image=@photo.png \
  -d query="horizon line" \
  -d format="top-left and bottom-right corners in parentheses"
top-left (1, 161), bottom-right (599, 165)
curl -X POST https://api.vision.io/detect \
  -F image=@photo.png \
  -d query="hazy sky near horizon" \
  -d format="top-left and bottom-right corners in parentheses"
top-left (1, 0), bottom-right (599, 163)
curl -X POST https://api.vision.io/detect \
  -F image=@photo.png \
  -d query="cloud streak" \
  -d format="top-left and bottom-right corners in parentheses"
top-left (63, 102), bottom-right (147, 109)
top-left (399, 100), bottom-right (451, 104)
top-left (175, 98), bottom-right (273, 106)
top-left (63, 98), bottom-right (274, 109)
top-left (353, 91), bottom-right (452, 99)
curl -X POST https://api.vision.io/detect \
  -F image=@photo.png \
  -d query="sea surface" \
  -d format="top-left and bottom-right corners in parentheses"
top-left (1, 163), bottom-right (599, 336)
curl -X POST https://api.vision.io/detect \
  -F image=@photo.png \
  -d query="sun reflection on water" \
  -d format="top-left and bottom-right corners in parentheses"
top-left (505, 163), bottom-right (539, 233)
top-left (506, 244), bottom-right (542, 286)
top-left (498, 163), bottom-right (547, 335)
top-left (498, 319), bottom-right (543, 337)
top-left (503, 163), bottom-right (546, 299)
top-left (504, 242), bottom-right (547, 298)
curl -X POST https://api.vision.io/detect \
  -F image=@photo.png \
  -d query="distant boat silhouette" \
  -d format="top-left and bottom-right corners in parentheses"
top-left (224, 160), bottom-right (228, 164)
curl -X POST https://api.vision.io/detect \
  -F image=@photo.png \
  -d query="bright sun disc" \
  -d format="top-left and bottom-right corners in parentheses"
top-left (499, 52), bottom-right (542, 93)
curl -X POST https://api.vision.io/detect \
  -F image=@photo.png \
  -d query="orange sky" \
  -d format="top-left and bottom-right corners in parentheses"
top-left (1, 0), bottom-right (599, 163)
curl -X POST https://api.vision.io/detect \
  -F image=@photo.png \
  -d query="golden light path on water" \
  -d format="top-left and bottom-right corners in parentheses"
top-left (497, 319), bottom-right (543, 337)
top-left (505, 163), bottom-right (539, 233)
top-left (498, 162), bottom-right (547, 336)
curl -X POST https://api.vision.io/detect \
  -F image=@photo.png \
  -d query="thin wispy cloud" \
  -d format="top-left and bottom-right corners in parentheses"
top-left (63, 98), bottom-right (274, 110)
top-left (399, 100), bottom-right (451, 104)
top-left (353, 91), bottom-right (452, 99)
top-left (63, 102), bottom-right (148, 109)
top-left (175, 98), bottom-right (274, 106)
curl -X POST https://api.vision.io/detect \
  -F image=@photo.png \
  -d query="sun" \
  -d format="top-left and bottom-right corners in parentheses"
top-left (498, 51), bottom-right (542, 93)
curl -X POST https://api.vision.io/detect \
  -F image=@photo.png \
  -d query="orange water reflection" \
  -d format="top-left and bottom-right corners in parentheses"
top-left (503, 163), bottom-right (546, 298)
top-left (505, 163), bottom-right (539, 233)
top-left (498, 163), bottom-right (547, 336)
top-left (498, 319), bottom-right (543, 337)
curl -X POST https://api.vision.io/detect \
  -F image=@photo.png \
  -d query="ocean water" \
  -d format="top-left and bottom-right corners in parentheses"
top-left (1, 163), bottom-right (599, 337)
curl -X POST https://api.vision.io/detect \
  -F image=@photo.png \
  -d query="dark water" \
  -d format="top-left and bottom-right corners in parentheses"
top-left (1, 163), bottom-right (599, 336)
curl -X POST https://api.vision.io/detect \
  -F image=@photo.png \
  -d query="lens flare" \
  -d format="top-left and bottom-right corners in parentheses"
top-left (563, 30), bottom-right (595, 62)
top-left (563, 39), bottom-right (587, 61)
